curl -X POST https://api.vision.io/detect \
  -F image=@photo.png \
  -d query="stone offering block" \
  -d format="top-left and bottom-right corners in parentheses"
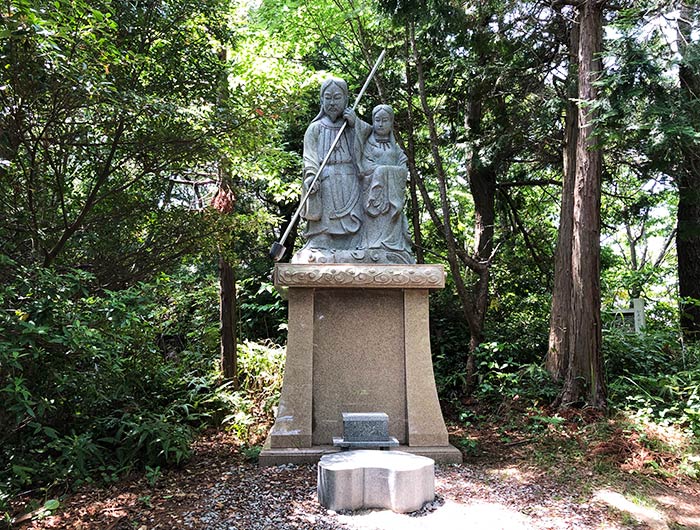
top-left (343, 412), bottom-right (389, 441)
top-left (333, 412), bottom-right (399, 449)
top-left (317, 450), bottom-right (435, 513)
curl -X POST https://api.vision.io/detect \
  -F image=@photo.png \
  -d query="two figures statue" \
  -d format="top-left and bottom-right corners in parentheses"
top-left (292, 77), bottom-right (415, 265)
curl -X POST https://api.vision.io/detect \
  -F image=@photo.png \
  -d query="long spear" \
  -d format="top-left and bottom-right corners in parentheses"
top-left (269, 50), bottom-right (386, 261)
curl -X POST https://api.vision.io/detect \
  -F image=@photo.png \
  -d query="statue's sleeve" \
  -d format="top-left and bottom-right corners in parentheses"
top-left (355, 118), bottom-right (372, 141)
top-left (386, 144), bottom-right (409, 213)
top-left (303, 122), bottom-right (321, 178)
top-left (301, 122), bottom-right (323, 221)
top-left (354, 119), bottom-right (373, 176)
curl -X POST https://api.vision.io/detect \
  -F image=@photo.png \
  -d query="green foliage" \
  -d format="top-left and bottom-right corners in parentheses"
top-left (0, 259), bottom-right (230, 506)
top-left (473, 343), bottom-right (559, 404)
top-left (219, 340), bottom-right (284, 443)
top-left (0, 249), bottom-right (286, 508)
top-left (0, 0), bottom-right (245, 286)
top-left (431, 292), bottom-right (558, 407)
top-left (604, 327), bottom-right (700, 435)
top-left (144, 465), bottom-right (162, 488)
top-left (238, 278), bottom-right (287, 345)
top-left (430, 288), bottom-right (471, 398)
top-left (603, 326), bottom-right (686, 377)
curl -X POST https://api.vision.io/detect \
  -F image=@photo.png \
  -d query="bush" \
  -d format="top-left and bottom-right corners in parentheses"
top-left (604, 326), bottom-right (700, 435)
top-left (473, 342), bottom-right (559, 404)
top-left (608, 368), bottom-right (700, 435)
top-left (0, 259), bottom-right (223, 508)
top-left (603, 326), bottom-right (686, 378)
top-left (219, 340), bottom-right (284, 443)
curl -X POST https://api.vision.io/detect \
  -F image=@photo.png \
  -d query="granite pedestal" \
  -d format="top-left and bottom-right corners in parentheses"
top-left (259, 264), bottom-right (462, 465)
top-left (317, 450), bottom-right (435, 513)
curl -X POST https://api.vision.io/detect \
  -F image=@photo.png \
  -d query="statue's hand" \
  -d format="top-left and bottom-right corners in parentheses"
top-left (343, 108), bottom-right (356, 127)
top-left (304, 174), bottom-right (319, 194)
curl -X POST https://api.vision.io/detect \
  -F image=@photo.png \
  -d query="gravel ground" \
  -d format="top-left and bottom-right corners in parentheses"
top-left (170, 462), bottom-right (614, 530)
top-left (12, 430), bottom-right (700, 530)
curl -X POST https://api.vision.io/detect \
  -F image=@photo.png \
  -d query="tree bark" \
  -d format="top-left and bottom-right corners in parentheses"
top-left (216, 46), bottom-right (238, 385)
top-left (219, 254), bottom-right (238, 383)
top-left (559, 0), bottom-right (606, 410)
top-left (676, 0), bottom-right (700, 341)
top-left (548, 17), bottom-right (579, 382)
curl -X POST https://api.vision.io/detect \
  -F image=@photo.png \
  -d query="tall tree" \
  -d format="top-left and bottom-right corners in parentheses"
top-left (553, 0), bottom-right (607, 409)
top-left (548, 15), bottom-right (580, 382)
top-left (676, 0), bottom-right (700, 340)
top-left (381, 0), bottom-right (563, 392)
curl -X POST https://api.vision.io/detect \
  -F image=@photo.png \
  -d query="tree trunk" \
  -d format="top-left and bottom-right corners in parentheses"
top-left (403, 29), bottom-right (425, 264)
top-left (468, 153), bottom-right (496, 262)
top-left (677, 0), bottom-right (700, 341)
top-left (216, 46), bottom-right (238, 385)
top-left (558, 0), bottom-right (606, 410)
top-left (219, 254), bottom-right (238, 384)
top-left (547, 17), bottom-right (579, 382)
top-left (408, 19), bottom-right (497, 394)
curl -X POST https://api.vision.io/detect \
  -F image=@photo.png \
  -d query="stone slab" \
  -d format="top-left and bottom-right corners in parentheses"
top-left (268, 289), bottom-right (314, 448)
top-left (342, 412), bottom-right (390, 441)
top-left (317, 450), bottom-right (434, 513)
top-left (333, 437), bottom-right (399, 449)
top-left (312, 289), bottom-right (407, 444)
top-left (404, 289), bottom-right (450, 447)
top-left (259, 439), bottom-right (462, 466)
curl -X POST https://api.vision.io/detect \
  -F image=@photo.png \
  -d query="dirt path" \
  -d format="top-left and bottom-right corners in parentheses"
top-left (9, 430), bottom-right (700, 530)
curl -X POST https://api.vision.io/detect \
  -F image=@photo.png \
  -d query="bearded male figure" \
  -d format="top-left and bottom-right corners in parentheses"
top-left (295, 78), bottom-right (363, 261)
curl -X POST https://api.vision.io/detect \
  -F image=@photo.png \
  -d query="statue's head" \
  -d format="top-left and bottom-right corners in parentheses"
top-left (319, 78), bottom-right (348, 122)
top-left (372, 104), bottom-right (394, 139)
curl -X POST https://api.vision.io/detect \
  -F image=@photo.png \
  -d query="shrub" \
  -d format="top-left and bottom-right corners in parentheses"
top-left (219, 340), bottom-right (284, 443)
top-left (608, 369), bottom-right (700, 435)
top-left (604, 326), bottom-right (700, 435)
top-left (603, 326), bottom-right (686, 378)
top-left (0, 259), bottom-right (221, 507)
top-left (473, 342), bottom-right (559, 404)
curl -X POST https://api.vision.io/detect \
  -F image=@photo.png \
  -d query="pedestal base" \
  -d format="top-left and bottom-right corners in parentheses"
top-left (260, 264), bottom-right (461, 465)
top-left (259, 439), bottom-right (463, 466)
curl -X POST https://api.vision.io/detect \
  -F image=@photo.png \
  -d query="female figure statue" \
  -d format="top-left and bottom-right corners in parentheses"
top-left (357, 104), bottom-right (414, 264)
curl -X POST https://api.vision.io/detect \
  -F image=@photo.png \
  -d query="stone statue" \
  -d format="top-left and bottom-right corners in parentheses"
top-left (356, 104), bottom-right (413, 263)
top-left (292, 78), bottom-right (415, 265)
top-left (298, 78), bottom-right (363, 254)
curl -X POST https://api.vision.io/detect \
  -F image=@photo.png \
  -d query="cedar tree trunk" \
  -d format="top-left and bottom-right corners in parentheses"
top-left (559, 0), bottom-right (606, 409)
top-left (219, 254), bottom-right (238, 383)
top-left (677, 1), bottom-right (700, 341)
top-left (548, 17), bottom-right (579, 382)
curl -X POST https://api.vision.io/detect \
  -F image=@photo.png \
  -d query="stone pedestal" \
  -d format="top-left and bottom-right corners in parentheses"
top-left (259, 264), bottom-right (461, 465)
top-left (317, 450), bottom-right (435, 513)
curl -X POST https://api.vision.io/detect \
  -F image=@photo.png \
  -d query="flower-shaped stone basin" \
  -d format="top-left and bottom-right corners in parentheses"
top-left (317, 450), bottom-right (435, 513)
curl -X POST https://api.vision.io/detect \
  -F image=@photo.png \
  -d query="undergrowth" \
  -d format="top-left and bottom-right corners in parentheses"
top-left (0, 260), bottom-right (284, 516)
top-left (440, 323), bottom-right (700, 481)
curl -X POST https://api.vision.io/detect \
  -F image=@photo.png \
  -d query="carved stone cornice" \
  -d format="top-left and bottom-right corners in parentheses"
top-left (274, 263), bottom-right (445, 289)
